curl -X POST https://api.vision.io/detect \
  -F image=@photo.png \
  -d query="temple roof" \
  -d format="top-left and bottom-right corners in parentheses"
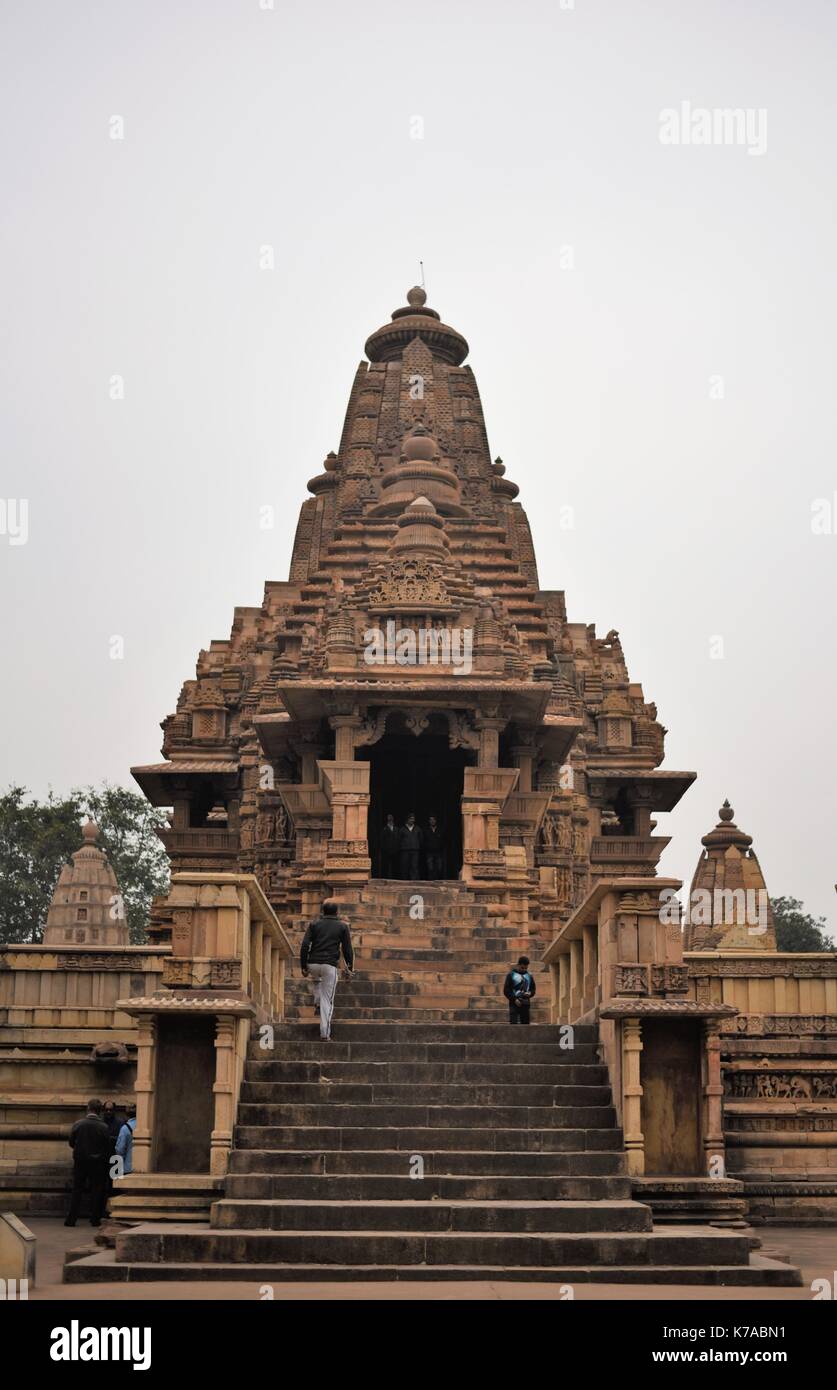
top-left (687, 801), bottom-right (776, 951)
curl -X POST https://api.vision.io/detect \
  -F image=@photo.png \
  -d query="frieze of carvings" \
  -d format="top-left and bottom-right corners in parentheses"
top-left (367, 558), bottom-right (451, 608)
top-left (687, 958), bottom-right (837, 978)
top-left (723, 1013), bottom-right (837, 1036)
top-left (162, 959), bottom-right (194, 987)
top-left (404, 708), bottom-right (431, 737)
top-left (448, 711), bottom-right (480, 750)
top-left (210, 960), bottom-right (242, 988)
top-left (650, 964), bottom-right (689, 994)
top-left (726, 1115), bottom-right (837, 1133)
top-left (614, 964), bottom-right (648, 995)
top-left (57, 953), bottom-right (140, 971)
top-left (725, 1071), bottom-right (837, 1100)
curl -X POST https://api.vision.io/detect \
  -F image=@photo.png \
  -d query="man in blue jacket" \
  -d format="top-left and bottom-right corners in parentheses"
top-left (503, 956), bottom-right (536, 1025)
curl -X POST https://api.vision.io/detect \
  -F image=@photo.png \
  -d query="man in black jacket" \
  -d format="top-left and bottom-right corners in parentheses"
top-left (398, 812), bottom-right (423, 880)
top-left (300, 899), bottom-right (354, 1040)
top-left (380, 812), bottom-right (399, 879)
top-left (503, 956), bottom-right (537, 1025)
top-left (424, 814), bottom-right (444, 879)
top-left (65, 1098), bottom-right (111, 1226)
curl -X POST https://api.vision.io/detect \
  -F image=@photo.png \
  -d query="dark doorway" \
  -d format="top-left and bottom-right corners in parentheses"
top-left (361, 721), bottom-right (473, 879)
top-left (153, 1015), bottom-right (216, 1172)
top-left (641, 1019), bottom-right (702, 1176)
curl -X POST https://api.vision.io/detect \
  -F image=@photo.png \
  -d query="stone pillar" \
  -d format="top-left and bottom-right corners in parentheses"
top-left (210, 1015), bottom-right (239, 1177)
top-left (476, 716), bottom-right (506, 769)
top-left (557, 953), bottom-right (570, 1023)
top-left (622, 1018), bottom-right (644, 1176)
top-left (568, 939), bottom-right (583, 1021)
top-left (582, 921), bottom-right (598, 1013)
top-left (702, 1018), bottom-right (726, 1176)
top-left (132, 1014), bottom-right (156, 1174)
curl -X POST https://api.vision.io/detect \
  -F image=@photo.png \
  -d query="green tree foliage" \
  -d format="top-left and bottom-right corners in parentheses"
top-left (771, 896), bottom-right (836, 953)
top-left (0, 784), bottom-right (169, 945)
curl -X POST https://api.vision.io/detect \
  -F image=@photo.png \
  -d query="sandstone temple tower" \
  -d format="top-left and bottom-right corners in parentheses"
top-left (133, 286), bottom-right (696, 937)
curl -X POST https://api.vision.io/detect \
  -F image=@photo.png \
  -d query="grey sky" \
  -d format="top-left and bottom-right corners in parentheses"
top-left (1, 0), bottom-right (834, 930)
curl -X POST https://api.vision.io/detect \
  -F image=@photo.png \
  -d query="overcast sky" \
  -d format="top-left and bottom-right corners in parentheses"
top-left (1, 0), bottom-right (834, 932)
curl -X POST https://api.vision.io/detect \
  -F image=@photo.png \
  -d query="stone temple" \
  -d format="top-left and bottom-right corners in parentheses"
top-left (1, 288), bottom-right (835, 1288)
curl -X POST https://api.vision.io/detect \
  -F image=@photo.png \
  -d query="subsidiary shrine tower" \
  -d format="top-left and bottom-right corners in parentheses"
top-left (133, 287), bottom-right (695, 937)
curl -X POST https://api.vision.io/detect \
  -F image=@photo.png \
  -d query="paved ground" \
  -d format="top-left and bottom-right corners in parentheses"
top-left (18, 1217), bottom-right (837, 1301)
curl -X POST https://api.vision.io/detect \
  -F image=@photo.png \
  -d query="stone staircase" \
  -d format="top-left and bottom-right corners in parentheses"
top-left (65, 1019), bottom-right (800, 1286)
top-left (283, 880), bottom-right (546, 1022)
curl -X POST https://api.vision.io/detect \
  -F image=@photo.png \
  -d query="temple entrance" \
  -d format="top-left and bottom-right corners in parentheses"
top-left (362, 727), bottom-right (473, 880)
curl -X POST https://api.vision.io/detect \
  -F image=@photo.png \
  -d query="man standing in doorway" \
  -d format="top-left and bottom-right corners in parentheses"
top-left (398, 812), bottom-right (423, 879)
top-left (424, 813), bottom-right (444, 879)
top-left (300, 898), bottom-right (354, 1040)
top-left (503, 956), bottom-right (536, 1025)
top-left (381, 812), bottom-right (400, 879)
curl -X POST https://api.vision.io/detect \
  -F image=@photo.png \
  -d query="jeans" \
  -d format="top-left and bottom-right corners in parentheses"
top-left (509, 1000), bottom-right (531, 1025)
top-left (308, 962), bottom-right (339, 1038)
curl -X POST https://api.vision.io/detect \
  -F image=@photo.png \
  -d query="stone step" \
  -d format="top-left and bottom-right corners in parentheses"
top-left (64, 1251), bottom-right (803, 1287)
top-left (228, 1139), bottom-right (625, 1171)
top-left (210, 1198), bottom-right (653, 1234)
top-left (282, 1008), bottom-right (522, 1023)
top-left (250, 1041), bottom-right (597, 1064)
top-left (238, 1082), bottom-right (612, 1108)
top-left (235, 1102), bottom-right (615, 1130)
top-left (232, 1130), bottom-right (625, 1162)
top-left (111, 1224), bottom-right (762, 1270)
top-left (256, 1023), bottom-right (582, 1045)
top-left (223, 1171), bottom-right (630, 1199)
top-left (243, 1061), bottom-right (607, 1084)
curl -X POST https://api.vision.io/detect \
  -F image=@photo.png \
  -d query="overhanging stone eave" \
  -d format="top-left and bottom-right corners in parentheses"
top-left (131, 760), bottom-right (240, 805)
top-left (273, 679), bottom-right (552, 724)
top-left (599, 999), bottom-right (739, 1019)
top-left (587, 767), bottom-right (697, 812)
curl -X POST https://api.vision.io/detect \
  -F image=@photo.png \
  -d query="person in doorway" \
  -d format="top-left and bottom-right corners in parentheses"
top-left (300, 898), bottom-right (354, 1040)
top-left (424, 814), bottom-right (444, 879)
top-left (503, 956), bottom-right (536, 1025)
top-left (381, 812), bottom-right (400, 879)
top-left (65, 1098), bottom-right (110, 1227)
top-left (398, 812), bottom-right (423, 879)
top-left (114, 1105), bottom-right (137, 1176)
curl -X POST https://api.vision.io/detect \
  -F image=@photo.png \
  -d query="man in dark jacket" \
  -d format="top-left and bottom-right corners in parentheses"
top-left (503, 956), bottom-right (536, 1025)
top-left (300, 899), bottom-right (354, 1040)
top-left (424, 814), bottom-right (444, 879)
top-left (380, 813), bottom-right (400, 879)
top-left (398, 812), bottom-right (423, 879)
top-left (65, 1098), bottom-right (110, 1226)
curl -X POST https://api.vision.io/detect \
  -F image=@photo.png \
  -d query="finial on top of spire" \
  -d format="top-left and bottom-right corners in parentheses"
top-left (718, 800), bottom-right (735, 823)
top-left (407, 285), bottom-right (427, 310)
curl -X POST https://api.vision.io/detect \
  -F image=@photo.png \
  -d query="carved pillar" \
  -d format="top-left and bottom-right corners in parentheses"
top-left (132, 1014), bottom-right (156, 1174)
top-left (210, 1015), bottom-right (238, 1177)
top-left (475, 716), bottom-right (506, 769)
top-left (702, 1018), bottom-right (726, 1175)
top-left (557, 953), bottom-right (570, 1023)
top-left (622, 1018), bottom-right (644, 1176)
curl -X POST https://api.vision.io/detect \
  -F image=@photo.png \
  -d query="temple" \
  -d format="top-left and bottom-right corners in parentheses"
top-left (132, 285), bottom-right (694, 959)
top-left (1, 286), bottom-right (835, 1290)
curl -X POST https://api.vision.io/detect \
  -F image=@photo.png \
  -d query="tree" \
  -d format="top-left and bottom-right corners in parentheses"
top-left (0, 784), bottom-right (169, 945)
top-left (771, 897), bottom-right (836, 953)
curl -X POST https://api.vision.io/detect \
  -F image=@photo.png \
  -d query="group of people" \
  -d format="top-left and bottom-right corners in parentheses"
top-left (300, 899), bottom-right (539, 1039)
top-left (64, 1098), bottom-right (136, 1227)
top-left (379, 811), bottom-right (445, 879)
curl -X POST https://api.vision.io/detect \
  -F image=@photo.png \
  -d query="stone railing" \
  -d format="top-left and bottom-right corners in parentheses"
top-left (117, 873), bottom-right (291, 1180)
top-left (542, 878), bottom-right (734, 1180)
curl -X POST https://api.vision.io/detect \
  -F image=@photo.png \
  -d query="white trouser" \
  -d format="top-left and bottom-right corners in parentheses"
top-left (308, 962), bottom-right (339, 1038)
